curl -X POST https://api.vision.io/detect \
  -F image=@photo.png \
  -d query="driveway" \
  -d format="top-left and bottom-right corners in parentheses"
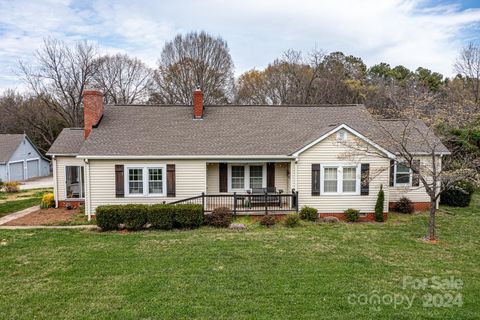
top-left (19, 176), bottom-right (53, 190)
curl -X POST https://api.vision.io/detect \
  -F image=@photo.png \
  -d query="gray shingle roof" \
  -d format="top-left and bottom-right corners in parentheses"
top-left (378, 119), bottom-right (450, 154)
top-left (0, 134), bottom-right (24, 163)
top-left (77, 104), bottom-right (395, 157)
top-left (47, 128), bottom-right (85, 156)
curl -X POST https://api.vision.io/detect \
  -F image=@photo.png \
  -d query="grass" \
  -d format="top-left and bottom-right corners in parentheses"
top-left (0, 196), bottom-right (478, 319)
top-left (0, 188), bottom-right (52, 218)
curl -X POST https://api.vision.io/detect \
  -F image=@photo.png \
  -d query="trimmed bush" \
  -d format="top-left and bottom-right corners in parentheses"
top-left (374, 185), bottom-right (385, 222)
top-left (122, 204), bottom-right (149, 230)
top-left (440, 180), bottom-right (475, 207)
top-left (395, 197), bottom-right (414, 214)
top-left (96, 205), bottom-right (125, 231)
top-left (299, 206), bottom-right (318, 221)
top-left (205, 207), bottom-right (233, 228)
top-left (95, 203), bottom-right (203, 231)
top-left (174, 204), bottom-right (203, 228)
top-left (260, 215), bottom-right (276, 227)
top-left (344, 208), bottom-right (360, 222)
top-left (40, 193), bottom-right (55, 209)
top-left (149, 204), bottom-right (175, 230)
top-left (284, 213), bottom-right (301, 228)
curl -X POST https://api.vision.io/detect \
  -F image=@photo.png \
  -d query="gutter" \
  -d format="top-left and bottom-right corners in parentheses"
top-left (75, 155), bottom-right (296, 160)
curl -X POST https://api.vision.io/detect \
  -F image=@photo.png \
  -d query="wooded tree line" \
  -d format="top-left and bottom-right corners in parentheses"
top-left (1, 31), bottom-right (479, 159)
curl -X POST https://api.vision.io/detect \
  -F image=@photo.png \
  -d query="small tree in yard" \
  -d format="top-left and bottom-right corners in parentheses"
top-left (375, 185), bottom-right (385, 222)
top-left (341, 104), bottom-right (478, 241)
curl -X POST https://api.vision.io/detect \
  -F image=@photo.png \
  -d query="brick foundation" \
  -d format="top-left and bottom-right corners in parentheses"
top-left (389, 202), bottom-right (431, 212)
top-left (319, 212), bottom-right (388, 222)
top-left (58, 200), bottom-right (84, 209)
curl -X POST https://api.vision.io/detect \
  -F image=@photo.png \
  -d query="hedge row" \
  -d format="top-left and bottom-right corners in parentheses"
top-left (95, 204), bottom-right (203, 231)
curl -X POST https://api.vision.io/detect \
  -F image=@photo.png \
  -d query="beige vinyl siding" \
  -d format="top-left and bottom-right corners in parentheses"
top-left (274, 163), bottom-right (289, 192)
top-left (88, 159), bottom-right (206, 214)
top-left (389, 155), bottom-right (440, 203)
top-left (54, 156), bottom-right (85, 201)
top-left (296, 134), bottom-right (390, 213)
top-left (206, 163), bottom-right (220, 193)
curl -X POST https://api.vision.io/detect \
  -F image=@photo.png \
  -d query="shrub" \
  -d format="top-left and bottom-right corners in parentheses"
top-left (205, 207), bottom-right (233, 228)
top-left (122, 204), bottom-right (148, 230)
top-left (4, 182), bottom-right (19, 193)
top-left (173, 204), bottom-right (203, 229)
top-left (344, 208), bottom-right (360, 222)
top-left (374, 185), bottom-right (385, 222)
top-left (0, 179), bottom-right (4, 191)
top-left (440, 180), bottom-right (476, 207)
top-left (395, 197), bottom-right (414, 214)
top-left (79, 204), bottom-right (85, 214)
top-left (260, 215), bottom-right (276, 227)
top-left (148, 204), bottom-right (175, 230)
top-left (96, 205), bottom-right (125, 231)
top-left (284, 213), bottom-right (301, 227)
top-left (299, 206), bottom-right (318, 221)
top-left (40, 193), bottom-right (55, 209)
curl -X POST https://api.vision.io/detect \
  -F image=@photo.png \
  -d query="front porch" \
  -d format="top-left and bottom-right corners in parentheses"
top-left (173, 161), bottom-right (298, 215)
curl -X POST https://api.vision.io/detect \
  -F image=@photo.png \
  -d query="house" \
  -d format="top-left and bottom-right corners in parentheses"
top-left (46, 89), bottom-right (449, 220)
top-left (0, 134), bottom-right (51, 182)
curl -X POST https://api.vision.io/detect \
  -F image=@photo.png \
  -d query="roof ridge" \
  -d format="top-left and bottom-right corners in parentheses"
top-left (110, 104), bottom-right (363, 108)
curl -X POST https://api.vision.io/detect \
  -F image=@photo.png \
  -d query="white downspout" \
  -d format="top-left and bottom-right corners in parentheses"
top-left (85, 158), bottom-right (91, 221)
top-left (52, 156), bottom-right (59, 208)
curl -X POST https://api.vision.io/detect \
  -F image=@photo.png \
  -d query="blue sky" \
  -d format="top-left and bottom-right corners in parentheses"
top-left (0, 0), bottom-right (479, 91)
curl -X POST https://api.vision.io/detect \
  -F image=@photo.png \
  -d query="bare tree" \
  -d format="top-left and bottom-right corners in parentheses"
top-left (235, 49), bottom-right (325, 105)
top-left (340, 106), bottom-right (477, 241)
top-left (152, 31), bottom-right (234, 104)
top-left (0, 90), bottom-right (65, 152)
top-left (93, 53), bottom-right (154, 104)
top-left (455, 42), bottom-right (480, 105)
top-left (18, 38), bottom-right (98, 127)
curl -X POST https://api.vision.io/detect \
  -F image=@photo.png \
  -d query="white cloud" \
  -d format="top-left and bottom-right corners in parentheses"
top-left (0, 0), bottom-right (479, 91)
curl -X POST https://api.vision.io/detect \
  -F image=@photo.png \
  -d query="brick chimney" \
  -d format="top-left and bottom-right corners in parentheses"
top-left (193, 88), bottom-right (203, 119)
top-left (83, 89), bottom-right (104, 139)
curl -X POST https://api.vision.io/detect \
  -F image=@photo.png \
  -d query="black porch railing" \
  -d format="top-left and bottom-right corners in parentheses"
top-left (169, 190), bottom-right (299, 215)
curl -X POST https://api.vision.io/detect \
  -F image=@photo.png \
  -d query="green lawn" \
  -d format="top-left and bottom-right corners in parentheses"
top-left (0, 196), bottom-right (478, 319)
top-left (0, 189), bottom-right (51, 218)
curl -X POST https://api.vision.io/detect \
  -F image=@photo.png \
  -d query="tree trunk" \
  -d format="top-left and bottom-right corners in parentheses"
top-left (427, 199), bottom-right (437, 240)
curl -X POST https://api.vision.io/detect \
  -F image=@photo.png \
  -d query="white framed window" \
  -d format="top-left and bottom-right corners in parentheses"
top-left (249, 165), bottom-right (263, 189)
top-left (395, 162), bottom-right (411, 186)
top-left (125, 165), bottom-right (166, 196)
top-left (228, 163), bottom-right (267, 192)
top-left (320, 164), bottom-right (360, 195)
top-left (231, 165), bottom-right (245, 189)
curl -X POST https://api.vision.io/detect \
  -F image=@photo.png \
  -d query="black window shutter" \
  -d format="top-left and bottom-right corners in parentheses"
top-left (360, 163), bottom-right (370, 196)
top-left (115, 165), bottom-right (124, 198)
top-left (167, 164), bottom-right (176, 197)
top-left (219, 163), bottom-right (228, 192)
top-left (389, 160), bottom-right (395, 187)
top-left (312, 164), bottom-right (320, 196)
top-left (267, 163), bottom-right (275, 190)
top-left (412, 160), bottom-right (420, 187)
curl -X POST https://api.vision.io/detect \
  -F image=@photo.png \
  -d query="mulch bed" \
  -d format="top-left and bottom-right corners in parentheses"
top-left (3, 208), bottom-right (86, 226)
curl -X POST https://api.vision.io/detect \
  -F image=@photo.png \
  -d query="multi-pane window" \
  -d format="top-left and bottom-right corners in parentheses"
top-left (322, 165), bottom-right (360, 194)
top-left (342, 167), bottom-right (357, 192)
top-left (249, 166), bottom-right (263, 189)
top-left (126, 166), bottom-right (166, 196)
top-left (395, 163), bottom-right (411, 185)
top-left (148, 168), bottom-right (163, 194)
top-left (128, 168), bottom-right (144, 194)
top-left (324, 167), bottom-right (338, 193)
top-left (231, 166), bottom-right (245, 189)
